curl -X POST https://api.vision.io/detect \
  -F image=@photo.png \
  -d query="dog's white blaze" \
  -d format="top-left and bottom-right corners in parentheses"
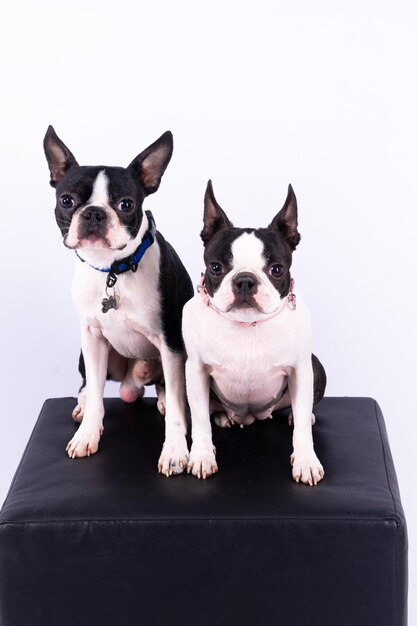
top-left (66, 169), bottom-right (112, 251)
top-left (230, 232), bottom-right (265, 272)
top-left (88, 170), bottom-right (109, 207)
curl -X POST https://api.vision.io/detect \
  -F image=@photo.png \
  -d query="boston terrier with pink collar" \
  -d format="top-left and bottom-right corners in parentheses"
top-left (44, 126), bottom-right (193, 475)
top-left (182, 181), bottom-right (326, 485)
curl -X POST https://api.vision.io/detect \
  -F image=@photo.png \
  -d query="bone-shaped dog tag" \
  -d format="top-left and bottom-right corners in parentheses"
top-left (101, 294), bottom-right (119, 313)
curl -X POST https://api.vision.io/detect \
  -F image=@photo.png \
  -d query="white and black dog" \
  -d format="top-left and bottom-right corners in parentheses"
top-left (183, 181), bottom-right (326, 485)
top-left (44, 127), bottom-right (193, 475)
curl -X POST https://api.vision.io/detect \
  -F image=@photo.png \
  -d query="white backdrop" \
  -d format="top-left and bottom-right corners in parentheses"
top-left (1, 0), bottom-right (416, 620)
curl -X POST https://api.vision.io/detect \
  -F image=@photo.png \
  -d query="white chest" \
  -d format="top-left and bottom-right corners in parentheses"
top-left (206, 330), bottom-right (290, 412)
top-left (183, 292), bottom-right (312, 414)
top-left (71, 247), bottom-right (162, 359)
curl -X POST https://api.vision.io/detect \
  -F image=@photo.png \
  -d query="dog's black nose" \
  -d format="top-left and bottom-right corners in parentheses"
top-left (232, 272), bottom-right (258, 296)
top-left (81, 206), bottom-right (107, 224)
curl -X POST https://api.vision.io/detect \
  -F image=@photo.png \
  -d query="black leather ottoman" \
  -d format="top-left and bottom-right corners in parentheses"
top-left (0, 397), bottom-right (407, 626)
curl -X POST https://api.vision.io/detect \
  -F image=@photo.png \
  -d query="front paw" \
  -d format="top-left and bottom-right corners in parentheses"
top-left (290, 449), bottom-right (324, 486)
top-left (158, 437), bottom-right (189, 477)
top-left (187, 442), bottom-right (218, 479)
top-left (66, 423), bottom-right (104, 459)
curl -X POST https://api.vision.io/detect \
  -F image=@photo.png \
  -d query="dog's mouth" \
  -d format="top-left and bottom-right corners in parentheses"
top-left (227, 297), bottom-right (261, 313)
top-left (64, 235), bottom-right (127, 252)
top-left (79, 234), bottom-right (112, 250)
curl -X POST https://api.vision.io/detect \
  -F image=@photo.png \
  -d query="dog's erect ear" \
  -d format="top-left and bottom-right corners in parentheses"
top-left (128, 131), bottom-right (173, 195)
top-left (43, 126), bottom-right (78, 188)
top-left (268, 184), bottom-right (301, 250)
top-left (201, 180), bottom-right (234, 245)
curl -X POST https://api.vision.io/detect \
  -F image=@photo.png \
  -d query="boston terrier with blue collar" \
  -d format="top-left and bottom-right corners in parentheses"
top-left (182, 181), bottom-right (326, 485)
top-left (44, 126), bottom-right (193, 475)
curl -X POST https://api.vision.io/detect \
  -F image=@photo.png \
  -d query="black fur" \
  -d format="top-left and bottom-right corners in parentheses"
top-left (312, 353), bottom-right (327, 404)
top-left (128, 131), bottom-right (173, 195)
top-left (203, 228), bottom-right (251, 297)
top-left (268, 184), bottom-right (301, 251)
top-left (254, 228), bottom-right (293, 298)
top-left (201, 179), bottom-right (234, 244)
top-left (78, 351), bottom-right (86, 393)
top-left (43, 125), bottom-right (78, 187)
top-left (156, 232), bottom-right (194, 352)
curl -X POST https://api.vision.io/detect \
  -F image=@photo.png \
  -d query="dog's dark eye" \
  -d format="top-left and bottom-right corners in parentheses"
top-left (209, 262), bottom-right (223, 276)
top-left (117, 199), bottom-right (134, 212)
top-left (269, 264), bottom-right (284, 279)
top-left (60, 194), bottom-right (75, 209)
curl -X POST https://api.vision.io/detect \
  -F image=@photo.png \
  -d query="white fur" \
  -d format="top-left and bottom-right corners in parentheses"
top-left (88, 169), bottom-right (109, 205)
top-left (67, 215), bottom-right (189, 474)
top-left (183, 233), bottom-right (324, 485)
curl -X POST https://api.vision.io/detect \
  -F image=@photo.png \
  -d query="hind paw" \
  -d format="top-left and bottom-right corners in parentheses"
top-left (72, 404), bottom-right (84, 423)
top-left (214, 412), bottom-right (234, 428)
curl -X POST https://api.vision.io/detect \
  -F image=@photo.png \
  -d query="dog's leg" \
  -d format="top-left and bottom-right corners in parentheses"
top-left (288, 354), bottom-right (327, 426)
top-left (287, 409), bottom-right (315, 427)
top-left (186, 357), bottom-right (218, 479)
top-left (287, 354), bottom-right (326, 424)
top-left (72, 348), bottom-right (127, 422)
top-left (288, 358), bottom-right (324, 485)
top-left (157, 347), bottom-right (189, 476)
top-left (66, 327), bottom-right (109, 458)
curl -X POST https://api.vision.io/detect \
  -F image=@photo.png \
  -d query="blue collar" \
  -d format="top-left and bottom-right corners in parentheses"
top-left (75, 210), bottom-right (157, 289)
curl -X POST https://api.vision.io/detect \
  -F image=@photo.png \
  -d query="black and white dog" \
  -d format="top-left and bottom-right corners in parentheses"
top-left (183, 181), bottom-right (326, 485)
top-left (44, 127), bottom-right (193, 475)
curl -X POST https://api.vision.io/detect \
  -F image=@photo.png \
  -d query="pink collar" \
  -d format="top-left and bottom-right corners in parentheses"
top-left (197, 274), bottom-right (296, 327)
